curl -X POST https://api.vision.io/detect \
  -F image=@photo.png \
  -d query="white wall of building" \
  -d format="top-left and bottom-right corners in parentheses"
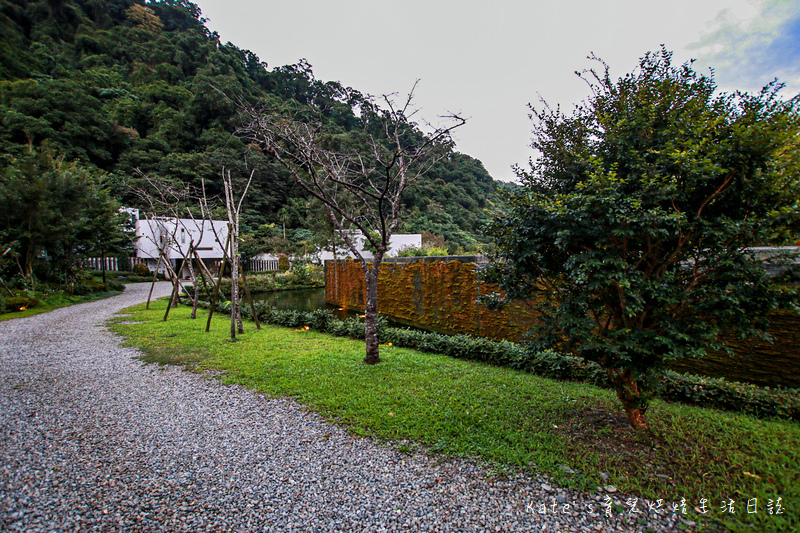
top-left (134, 217), bottom-right (229, 277)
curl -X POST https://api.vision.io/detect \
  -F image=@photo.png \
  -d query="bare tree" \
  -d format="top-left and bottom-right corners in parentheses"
top-left (221, 168), bottom-right (254, 340)
top-left (130, 174), bottom-right (193, 311)
top-left (239, 85), bottom-right (465, 364)
top-left (131, 173), bottom-right (213, 319)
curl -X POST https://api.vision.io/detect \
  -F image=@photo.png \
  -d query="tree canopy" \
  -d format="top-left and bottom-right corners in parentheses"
top-left (485, 48), bottom-right (800, 429)
top-left (0, 149), bottom-right (126, 284)
top-left (0, 0), bottom-right (501, 258)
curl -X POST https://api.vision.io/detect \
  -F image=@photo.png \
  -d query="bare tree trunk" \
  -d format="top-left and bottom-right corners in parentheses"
top-left (233, 233), bottom-right (243, 335)
top-left (206, 251), bottom-right (227, 333)
top-left (229, 226), bottom-right (243, 337)
top-left (238, 88), bottom-right (463, 364)
top-left (192, 249), bottom-right (215, 297)
top-left (607, 367), bottom-right (649, 430)
top-left (163, 255), bottom-right (188, 321)
top-left (226, 223), bottom-right (237, 340)
top-left (362, 259), bottom-right (381, 365)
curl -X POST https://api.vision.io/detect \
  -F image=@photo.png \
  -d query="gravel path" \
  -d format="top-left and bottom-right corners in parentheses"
top-left (0, 283), bottom-right (691, 532)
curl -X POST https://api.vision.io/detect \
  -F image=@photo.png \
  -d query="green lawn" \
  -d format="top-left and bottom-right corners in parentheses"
top-left (110, 300), bottom-right (799, 532)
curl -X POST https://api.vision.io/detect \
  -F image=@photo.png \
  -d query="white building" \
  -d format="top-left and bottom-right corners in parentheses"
top-left (134, 215), bottom-right (229, 279)
top-left (316, 232), bottom-right (422, 262)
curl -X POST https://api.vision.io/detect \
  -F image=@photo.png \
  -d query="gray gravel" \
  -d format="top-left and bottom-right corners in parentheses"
top-left (1, 282), bottom-right (692, 532)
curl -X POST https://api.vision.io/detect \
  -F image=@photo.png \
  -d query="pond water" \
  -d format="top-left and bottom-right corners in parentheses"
top-left (252, 287), bottom-right (329, 312)
top-left (251, 287), bottom-right (425, 330)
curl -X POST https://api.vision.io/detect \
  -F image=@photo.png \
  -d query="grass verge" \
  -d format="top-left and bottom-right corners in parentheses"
top-left (0, 290), bottom-right (122, 322)
top-left (110, 300), bottom-right (798, 532)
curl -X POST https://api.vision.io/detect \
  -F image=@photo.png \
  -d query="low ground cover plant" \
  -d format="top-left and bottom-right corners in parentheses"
top-left (0, 271), bottom-right (125, 320)
top-left (2, 294), bottom-right (40, 312)
top-left (0, 287), bottom-right (122, 321)
top-left (113, 300), bottom-right (799, 533)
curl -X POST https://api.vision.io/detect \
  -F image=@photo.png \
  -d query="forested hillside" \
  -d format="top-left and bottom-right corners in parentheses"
top-left (0, 0), bottom-right (502, 255)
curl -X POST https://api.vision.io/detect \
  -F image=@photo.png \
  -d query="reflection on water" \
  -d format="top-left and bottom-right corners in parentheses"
top-left (251, 287), bottom-right (360, 321)
top-left (252, 287), bottom-right (328, 310)
top-left (251, 287), bottom-right (417, 329)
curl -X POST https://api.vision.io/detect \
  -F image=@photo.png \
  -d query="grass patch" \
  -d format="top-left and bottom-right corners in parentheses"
top-left (111, 300), bottom-right (799, 532)
top-left (0, 290), bottom-right (122, 322)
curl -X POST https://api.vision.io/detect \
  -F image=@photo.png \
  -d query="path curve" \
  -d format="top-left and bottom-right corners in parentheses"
top-left (0, 283), bottom-right (679, 532)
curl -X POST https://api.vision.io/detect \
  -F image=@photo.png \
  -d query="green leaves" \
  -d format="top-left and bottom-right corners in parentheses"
top-left (486, 47), bottom-right (799, 428)
top-left (0, 149), bottom-right (125, 279)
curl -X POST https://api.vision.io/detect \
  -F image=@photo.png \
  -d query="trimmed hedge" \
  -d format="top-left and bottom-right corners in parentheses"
top-left (191, 300), bottom-right (800, 422)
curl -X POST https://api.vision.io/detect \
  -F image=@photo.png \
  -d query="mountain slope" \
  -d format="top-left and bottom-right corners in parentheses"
top-left (0, 0), bottom-right (502, 250)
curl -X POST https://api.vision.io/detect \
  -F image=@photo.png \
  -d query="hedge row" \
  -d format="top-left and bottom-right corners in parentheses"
top-left (70, 279), bottom-right (125, 295)
top-left (194, 300), bottom-right (800, 421)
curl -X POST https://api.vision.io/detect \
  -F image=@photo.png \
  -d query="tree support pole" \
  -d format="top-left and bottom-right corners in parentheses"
top-left (206, 231), bottom-right (231, 333)
top-left (146, 254), bottom-right (163, 309)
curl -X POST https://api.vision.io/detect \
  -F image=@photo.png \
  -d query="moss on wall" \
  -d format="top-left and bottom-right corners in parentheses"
top-left (671, 310), bottom-right (800, 388)
top-left (326, 259), bottom-right (539, 341)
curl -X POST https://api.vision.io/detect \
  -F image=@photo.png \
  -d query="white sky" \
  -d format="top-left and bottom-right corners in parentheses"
top-left (195, 0), bottom-right (800, 182)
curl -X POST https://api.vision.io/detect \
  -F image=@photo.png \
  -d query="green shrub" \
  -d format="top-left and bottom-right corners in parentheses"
top-left (125, 275), bottom-right (153, 283)
top-left (397, 245), bottom-right (450, 257)
top-left (71, 283), bottom-right (96, 295)
top-left (4, 295), bottom-right (39, 311)
top-left (278, 254), bottom-right (290, 272)
top-left (657, 371), bottom-right (800, 420)
top-left (274, 271), bottom-right (298, 287)
top-left (133, 263), bottom-right (151, 277)
top-left (70, 280), bottom-right (124, 295)
top-left (212, 269), bottom-right (324, 298)
top-left (106, 281), bottom-right (125, 292)
top-left (292, 264), bottom-right (322, 286)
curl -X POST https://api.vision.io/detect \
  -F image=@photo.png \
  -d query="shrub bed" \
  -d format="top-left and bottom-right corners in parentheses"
top-left (192, 300), bottom-right (800, 421)
top-left (133, 263), bottom-right (151, 276)
top-left (69, 280), bottom-right (125, 295)
top-left (2, 294), bottom-right (40, 312)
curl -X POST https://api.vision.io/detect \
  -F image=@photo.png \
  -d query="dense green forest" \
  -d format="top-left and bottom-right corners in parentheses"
top-left (0, 0), bottom-right (504, 263)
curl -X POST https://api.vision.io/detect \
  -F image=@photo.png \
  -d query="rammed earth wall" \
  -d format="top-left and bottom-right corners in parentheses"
top-left (324, 256), bottom-right (800, 388)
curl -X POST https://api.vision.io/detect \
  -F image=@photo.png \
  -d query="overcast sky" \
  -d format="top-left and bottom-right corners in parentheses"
top-left (196, 0), bottom-right (800, 182)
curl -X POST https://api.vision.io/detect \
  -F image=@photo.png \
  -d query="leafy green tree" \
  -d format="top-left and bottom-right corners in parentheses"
top-left (0, 149), bottom-right (126, 284)
top-left (485, 49), bottom-right (799, 430)
top-left (402, 204), bottom-right (479, 253)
